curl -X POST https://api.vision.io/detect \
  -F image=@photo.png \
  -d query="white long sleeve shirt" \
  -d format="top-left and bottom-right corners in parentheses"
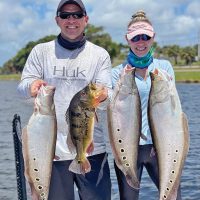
top-left (17, 39), bottom-right (112, 160)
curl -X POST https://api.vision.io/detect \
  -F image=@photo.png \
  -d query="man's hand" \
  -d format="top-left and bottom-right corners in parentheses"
top-left (30, 79), bottom-right (47, 97)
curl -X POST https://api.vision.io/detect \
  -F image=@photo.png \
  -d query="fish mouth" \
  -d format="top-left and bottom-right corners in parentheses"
top-left (45, 85), bottom-right (56, 90)
top-left (150, 70), bottom-right (163, 82)
top-left (44, 85), bottom-right (56, 92)
top-left (149, 71), bottom-right (158, 81)
top-left (40, 85), bottom-right (56, 96)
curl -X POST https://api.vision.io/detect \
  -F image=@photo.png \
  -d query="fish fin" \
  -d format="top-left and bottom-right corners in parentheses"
top-left (21, 126), bottom-right (31, 182)
top-left (140, 133), bottom-right (148, 141)
top-left (150, 147), bottom-right (156, 157)
top-left (65, 108), bottom-right (70, 125)
top-left (66, 107), bottom-right (76, 154)
top-left (171, 94), bottom-right (176, 112)
top-left (69, 157), bottom-right (91, 174)
top-left (86, 141), bottom-right (94, 155)
top-left (51, 103), bottom-right (55, 112)
top-left (182, 112), bottom-right (190, 152)
top-left (66, 134), bottom-right (76, 154)
top-left (115, 163), bottom-right (140, 190)
top-left (54, 155), bottom-right (60, 161)
top-left (182, 112), bottom-right (189, 134)
top-left (95, 111), bottom-right (98, 123)
top-left (125, 174), bottom-right (140, 190)
top-left (21, 126), bottom-right (27, 142)
top-left (29, 182), bottom-right (40, 200)
top-left (80, 158), bottom-right (91, 174)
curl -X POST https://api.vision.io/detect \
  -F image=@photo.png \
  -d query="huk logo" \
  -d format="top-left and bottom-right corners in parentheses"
top-left (53, 66), bottom-right (86, 77)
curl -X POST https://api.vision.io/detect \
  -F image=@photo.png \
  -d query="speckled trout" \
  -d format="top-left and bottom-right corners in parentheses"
top-left (107, 66), bottom-right (141, 189)
top-left (148, 68), bottom-right (189, 200)
top-left (66, 83), bottom-right (104, 174)
top-left (22, 85), bottom-right (57, 200)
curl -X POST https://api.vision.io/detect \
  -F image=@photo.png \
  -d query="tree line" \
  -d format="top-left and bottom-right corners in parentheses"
top-left (1, 24), bottom-right (199, 74)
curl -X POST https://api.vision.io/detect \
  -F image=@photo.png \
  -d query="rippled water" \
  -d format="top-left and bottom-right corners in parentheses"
top-left (0, 81), bottom-right (199, 200)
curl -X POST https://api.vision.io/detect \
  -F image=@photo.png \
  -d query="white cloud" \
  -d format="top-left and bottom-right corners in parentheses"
top-left (186, 1), bottom-right (200, 17)
top-left (1, 0), bottom-right (200, 66)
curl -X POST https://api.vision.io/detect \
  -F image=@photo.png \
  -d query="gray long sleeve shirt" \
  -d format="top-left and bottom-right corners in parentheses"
top-left (17, 39), bottom-right (112, 160)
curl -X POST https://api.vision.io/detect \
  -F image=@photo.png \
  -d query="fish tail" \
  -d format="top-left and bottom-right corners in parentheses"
top-left (69, 157), bottom-right (91, 174)
top-left (80, 157), bottom-right (91, 174)
top-left (66, 134), bottom-right (76, 154)
top-left (86, 141), bottom-right (94, 155)
top-left (125, 174), bottom-right (140, 190)
top-left (29, 182), bottom-right (40, 200)
top-left (21, 126), bottom-right (31, 182)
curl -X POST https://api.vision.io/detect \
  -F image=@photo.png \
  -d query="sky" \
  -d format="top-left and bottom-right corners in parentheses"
top-left (1, 0), bottom-right (200, 67)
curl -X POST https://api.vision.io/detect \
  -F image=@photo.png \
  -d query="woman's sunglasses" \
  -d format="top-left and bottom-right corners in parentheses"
top-left (58, 11), bottom-right (85, 19)
top-left (131, 34), bottom-right (152, 42)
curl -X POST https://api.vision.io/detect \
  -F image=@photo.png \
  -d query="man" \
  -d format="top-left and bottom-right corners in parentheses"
top-left (17, 0), bottom-right (112, 199)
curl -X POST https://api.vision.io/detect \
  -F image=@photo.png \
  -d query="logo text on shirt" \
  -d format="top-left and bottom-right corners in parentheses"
top-left (53, 66), bottom-right (86, 77)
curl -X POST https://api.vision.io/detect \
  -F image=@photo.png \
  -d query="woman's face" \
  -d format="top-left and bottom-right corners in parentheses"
top-left (127, 33), bottom-right (154, 57)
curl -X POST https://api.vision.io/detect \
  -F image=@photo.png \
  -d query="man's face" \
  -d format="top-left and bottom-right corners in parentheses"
top-left (55, 4), bottom-right (88, 41)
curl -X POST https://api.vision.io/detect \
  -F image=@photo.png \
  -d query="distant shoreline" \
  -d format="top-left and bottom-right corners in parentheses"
top-left (1, 66), bottom-right (200, 83)
top-left (0, 74), bottom-right (21, 81)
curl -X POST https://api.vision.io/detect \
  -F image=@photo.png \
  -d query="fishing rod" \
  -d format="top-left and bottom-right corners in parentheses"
top-left (12, 114), bottom-right (27, 200)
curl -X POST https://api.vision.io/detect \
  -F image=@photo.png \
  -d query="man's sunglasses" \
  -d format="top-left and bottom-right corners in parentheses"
top-left (58, 11), bottom-right (85, 19)
top-left (131, 34), bottom-right (152, 42)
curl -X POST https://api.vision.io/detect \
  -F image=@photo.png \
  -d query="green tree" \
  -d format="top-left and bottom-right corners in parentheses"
top-left (159, 45), bottom-right (180, 65)
top-left (166, 45), bottom-right (180, 65)
top-left (2, 23), bottom-right (199, 74)
top-left (1, 59), bottom-right (16, 74)
top-left (85, 24), bottom-right (121, 60)
top-left (2, 35), bottom-right (56, 73)
top-left (2, 25), bottom-right (123, 73)
top-left (180, 46), bottom-right (196, 65)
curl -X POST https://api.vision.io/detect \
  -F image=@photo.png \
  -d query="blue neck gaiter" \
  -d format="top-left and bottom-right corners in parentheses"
top-left (127, 47), bottom-right (154, 69)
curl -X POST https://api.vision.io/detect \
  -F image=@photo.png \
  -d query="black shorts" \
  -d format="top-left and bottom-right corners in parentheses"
top-left (48, 152), bottom-right (111, 200)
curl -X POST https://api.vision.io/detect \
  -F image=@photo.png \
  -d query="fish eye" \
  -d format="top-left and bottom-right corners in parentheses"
top-left (81, 92), bottom-right (86, 96)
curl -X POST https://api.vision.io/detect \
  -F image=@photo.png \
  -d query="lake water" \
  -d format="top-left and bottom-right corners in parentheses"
top-left (0, 81), bottom-right (200, 200)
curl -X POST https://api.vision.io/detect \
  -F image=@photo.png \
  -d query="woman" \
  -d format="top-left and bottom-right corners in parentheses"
top-left (111, 10), bottom-right (182, 200)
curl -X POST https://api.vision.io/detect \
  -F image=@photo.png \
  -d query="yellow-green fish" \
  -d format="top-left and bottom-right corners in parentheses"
top-left (66, 83), bottom-right (104, 174)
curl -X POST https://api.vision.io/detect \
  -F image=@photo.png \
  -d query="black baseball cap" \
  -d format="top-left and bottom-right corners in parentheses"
top-left (56, 0), bottom-right (87, 16)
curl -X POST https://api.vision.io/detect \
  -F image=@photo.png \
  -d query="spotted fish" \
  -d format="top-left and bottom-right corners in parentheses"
top-left (107, 66), bottom-right (141, 189)
top-left (22, 85), bottom-right (57, 200)
top-left (148, 68), bottom-right (189, 200)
